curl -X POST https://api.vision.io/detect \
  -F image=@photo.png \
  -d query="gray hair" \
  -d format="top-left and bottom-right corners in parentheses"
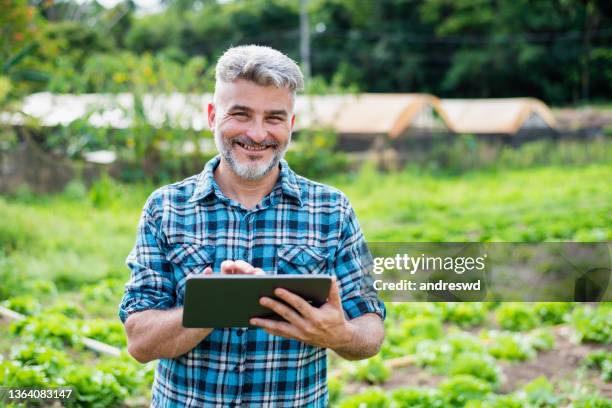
top-left (214, 45), bottom-right (304, 100)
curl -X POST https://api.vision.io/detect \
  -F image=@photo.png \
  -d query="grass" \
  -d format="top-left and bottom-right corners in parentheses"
top-left (339, 163), bottom-right (611, 242)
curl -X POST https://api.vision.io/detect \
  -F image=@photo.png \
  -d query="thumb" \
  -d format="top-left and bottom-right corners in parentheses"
top-left (328, 276), bottom-right (342, 306)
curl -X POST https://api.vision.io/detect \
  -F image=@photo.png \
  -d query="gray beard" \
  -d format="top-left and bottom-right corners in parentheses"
top-left (214, 125), bottom-right (290, 181)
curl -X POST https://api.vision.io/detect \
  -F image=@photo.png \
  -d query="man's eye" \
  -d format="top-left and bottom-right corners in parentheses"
top-left (232, 112), bottom-right (248, 118)
top-left (267, 116), bottom-right (283, 123)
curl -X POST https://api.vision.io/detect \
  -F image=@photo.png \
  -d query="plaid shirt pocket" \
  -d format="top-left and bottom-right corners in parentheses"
top-left (277, 244), bottom-right (330, 275)
top-left (168, 243), bottom-right (215, 305)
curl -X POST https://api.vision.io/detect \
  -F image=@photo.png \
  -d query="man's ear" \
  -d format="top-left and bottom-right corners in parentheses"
top-left (290, 114), bottom-right (295, 131)
top-left (207, 103), bottom-right (216, 129)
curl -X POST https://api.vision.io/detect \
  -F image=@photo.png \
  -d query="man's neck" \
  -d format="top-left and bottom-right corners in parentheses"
top-left (214, 159), bottom-right (280, 210)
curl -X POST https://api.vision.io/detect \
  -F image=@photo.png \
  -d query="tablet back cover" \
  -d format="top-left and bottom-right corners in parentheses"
top-left (182, 275), bottom-right (331, 328)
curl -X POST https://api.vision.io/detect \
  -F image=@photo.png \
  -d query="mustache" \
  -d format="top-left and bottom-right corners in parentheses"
top-left (230, 136), bottom-right (279, 148)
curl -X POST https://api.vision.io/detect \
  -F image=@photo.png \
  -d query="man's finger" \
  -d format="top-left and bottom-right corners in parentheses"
top-left (203, 266), bottom-right (213, 275)
top-left (220, 260), bottom-right (236, 274)
top-left (273, 288), bottom-right (315, 319)
top-left (253, 268), bottom-right (266, 275)
top-left (259, 297), bottom-right (306, 329)
top-left (234, 260), bottom-right (255, 274)
top-left (250, 318), bottom-right (302, 340)
top-left (327, 276), bottom-right (342, 307)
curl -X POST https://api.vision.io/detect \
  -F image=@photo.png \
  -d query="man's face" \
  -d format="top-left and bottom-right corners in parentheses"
top-left (208, 79), bottom-right (295, 181)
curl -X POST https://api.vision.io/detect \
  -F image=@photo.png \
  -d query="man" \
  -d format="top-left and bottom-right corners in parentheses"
top-left (119, 45), bottom-right (385, 407)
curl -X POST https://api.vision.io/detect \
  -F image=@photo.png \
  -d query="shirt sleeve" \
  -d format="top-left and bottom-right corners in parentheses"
top-left (118, 192), bottom-right (175, 323)
top-left (334, 196), bottom-right (386, 321)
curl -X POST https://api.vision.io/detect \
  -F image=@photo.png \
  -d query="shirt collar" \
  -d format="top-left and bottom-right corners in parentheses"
top-left (189, 155), bottom-right (302, 206)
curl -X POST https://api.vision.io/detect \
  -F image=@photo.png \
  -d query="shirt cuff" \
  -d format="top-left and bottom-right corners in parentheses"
top-left (118, 295), bottom-right (174, 323)
top-left (342, 296), bottom-right (386, 321)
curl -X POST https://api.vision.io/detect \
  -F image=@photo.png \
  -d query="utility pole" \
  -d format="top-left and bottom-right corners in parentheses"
top-left (300, 0), bottom-right (311, 81)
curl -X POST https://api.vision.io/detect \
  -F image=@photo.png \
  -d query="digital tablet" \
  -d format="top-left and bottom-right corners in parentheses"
top-left (182, 274), bottom-right (332, 328)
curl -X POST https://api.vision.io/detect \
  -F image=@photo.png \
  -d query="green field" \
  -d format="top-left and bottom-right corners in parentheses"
top-left (1, 162), bottom-right (611, 406)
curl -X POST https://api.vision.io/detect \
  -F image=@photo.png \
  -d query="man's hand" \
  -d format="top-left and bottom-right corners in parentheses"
top-left (126, 260), bottom-right (265, 363)
top-left (189, 260), bottom-right (266, 278)
top-left (249, 277), bottom-right (356, 351)
top-left (219, 260), bottom-right (265, 275)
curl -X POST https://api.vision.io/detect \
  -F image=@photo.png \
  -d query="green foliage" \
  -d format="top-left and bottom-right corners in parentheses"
top-left (448, 353), bottom-right (501, 387)
top-left (438, 375), bottom-right (492, 407)
top-left (340, 163), bottom-right (612, 242)
top-left (570, 396), bottom-right (612, 408)
top-left (28, 279), bottom-right (58, 296)
top-left (414, 332), bottom-right (487, 370)
top-left (519, 376), bottom-right (563, 407)
top-left (0, 360), bottom-right (48, 387)
top-left (285, 128), bottom-right (350, 179)
top-left (0, 210), bottom-right (36, 253)
top-left (95, 354), bottom-right (153, 394)
top-left (495, 303), bottom-right (540, 332)
top-left (481, 330), bottom-right (536, 361)
top-left (1, 337), bottom-right (152, 407)
top-left (47, 299), bottom-right (84, 319)
top-left (81, 278), bottom-right (125, 305)
top-left (533, 302), bottom-right (573, 325)
top-left (0, 2), bottom-right (50, 102)
top-left (9, 313), bottom-right (81, 348)
top-left (347, 355), bottom-right (390, 385)
top-left (398, 327), bottom-right (502, 386)
top-left (338, 388), bottom-right (390, 408)
top-left (48, 51), bottom-right (214, 94)
top-left (571, 305), bottom-right (612, 344)
top-left (387, 302), bottom-right (444, 321)
top-left (528, 328), bottom-right (556, 352)
top-left (88, 173), bottom-right (120, 208)
top-left (584, 350), bottom-right (612, 382)
top-left (63, 365), bottom-right (127, 408)
top-left (390, 387), bottom-right (444, 407)
top-left (441, 303), bottom-right (488, 328)
top-left (79, 319), bottom-right (126, 348)
top-left (401, 316), bottom-right (444, 342)
top-left (328, 376), bottom-right (344, 406)
top-left (5, 0), bottom-right (612, 104)
top-left (10, 343), bottom-right (71, 377)
top-left (0, 257), bottom-right (26, 301)
top-left (464, 394), bottom-right (524, 408)
top-left (1, 295), bottom-right (41, 315)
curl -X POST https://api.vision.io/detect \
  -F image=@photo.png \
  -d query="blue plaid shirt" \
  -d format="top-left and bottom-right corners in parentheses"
top-left (119, 155), bottom-right (386, 407)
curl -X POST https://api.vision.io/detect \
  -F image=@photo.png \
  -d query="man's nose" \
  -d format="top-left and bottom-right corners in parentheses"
top-left (245, 120), bottom-right (268, 143)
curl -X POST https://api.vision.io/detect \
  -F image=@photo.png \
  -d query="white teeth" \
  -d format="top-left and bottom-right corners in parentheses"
top-left (238, 142), bottom-right (267, 151)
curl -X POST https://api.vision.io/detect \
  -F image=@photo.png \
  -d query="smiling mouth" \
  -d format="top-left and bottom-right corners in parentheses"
top-left (234, 141), bottom-right (274, 152)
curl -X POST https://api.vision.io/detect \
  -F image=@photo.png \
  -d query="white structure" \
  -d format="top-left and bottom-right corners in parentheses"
top-left (295, 93), bottom-right (450, 137)
top-left (440, 98), bottom-right (556, 135)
